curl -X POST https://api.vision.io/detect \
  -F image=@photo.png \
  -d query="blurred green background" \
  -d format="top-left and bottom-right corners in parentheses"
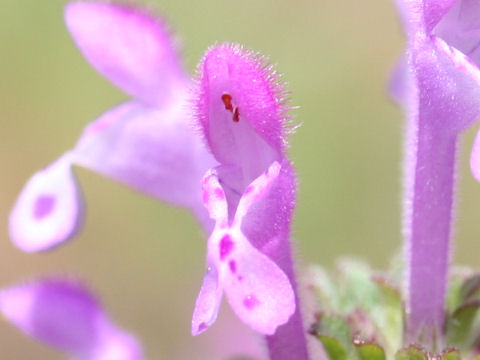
top-left (2, 0), bottom-right (480, 359)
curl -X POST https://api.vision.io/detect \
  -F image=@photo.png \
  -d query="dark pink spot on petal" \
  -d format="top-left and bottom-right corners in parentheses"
top-left (243, 185), bottom-right (254, 195)
top-left (33, 195), bottom-right (56, 220)
top-left (214, 188), bottom-right (225, 199)
top-left (243, 295), bottom-right (260, 310)
top-left (198, 322), bottom-right (207, 332)
top-left (237, 275), bottom-right (244, 282)
top-left (229, 260), bottom-right (237, 273)
top-left (219, 234), bottom-right (234, 261)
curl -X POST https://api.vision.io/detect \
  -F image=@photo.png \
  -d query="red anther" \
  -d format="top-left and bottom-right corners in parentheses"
top-left (221, 93), bottom-right (234, 111)
top-left (233, 107), bottom-right (240, 122)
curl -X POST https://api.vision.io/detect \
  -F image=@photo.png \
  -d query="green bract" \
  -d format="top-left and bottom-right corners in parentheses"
top-left (308, 259), bottom-right (480, 359)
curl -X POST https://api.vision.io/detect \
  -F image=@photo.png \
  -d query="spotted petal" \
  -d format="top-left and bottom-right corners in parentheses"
top-left (201, 170), bottom-right (228, 225)
top-left (10, 99), bottom-right (215, 252)
top-left (222, 236), bottom-right (295, 335)
top-left (9, 155), bottom-right (84, 252)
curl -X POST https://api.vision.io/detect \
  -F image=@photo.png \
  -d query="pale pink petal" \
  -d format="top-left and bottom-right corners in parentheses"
top-left (195, 44), bottom-right (286, 185)
top-left (0, 279), bottom-right (99, 353)
top-left (423, 0), bottom-right (458, 31)
top-left (88, 327), bottom-right (142, 360)
top-left (73, 99), bottom-right (216, 219)
top-left (416, 36), bottom-right (480, 133)
top-left (0, 279), bottom-right (142, 359)
top-left (434, 0), bottom-right (480, 67)
top-left (221, 237), bottom-right (295, 335)
top-left (9, 155), bottom-right (84, 252)
top-left (201, 170), bottom-right (228, 225)
top-left (240, 159), bottom-right (296, 254)
top-left (395, 0), bottom-right (458, 32)
top-left (65, 1), bottom-right (187, 106)
top-left (192, 265), bottom-right (224, 335)
top-left (234, 161), bottom-right (280, 222)
top-left (10, 98), bottom-right (216, 252)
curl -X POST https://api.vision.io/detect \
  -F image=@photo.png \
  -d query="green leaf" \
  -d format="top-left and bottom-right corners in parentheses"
top-left (309, 265), bottom-right (341, 312)
top-left (440, 348), bottom-right (461, 360)
top-left (460, 275), bottom-right (480, 302)
top-left (309, 313), bottom-right (358, 359)
top-left (447, 270), bottom-right (474, 313)
top-left (318, 335), bottom-right (348, 360)
top-left (372, 276), bottom-right (402, 308)
top-left (395, 345), bottom-right (428, 360)
top-left (354, 342), bottom-right (386, 360)
top-left (337, 259), bottom-right (379, 312)
top-left (447, 300), bottom-right (480, 347)
top-left (371, 276), bottom-right (403, 353)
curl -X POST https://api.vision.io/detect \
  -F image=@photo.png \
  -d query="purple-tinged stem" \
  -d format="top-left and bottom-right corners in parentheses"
top-left (405, 119), bottom-right (457, 347)
top-left (266, 246), bottom-right (311, 360)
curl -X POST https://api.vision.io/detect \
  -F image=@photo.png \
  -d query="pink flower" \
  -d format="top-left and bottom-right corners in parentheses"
top-left (0, 278), bottom-right (142, 360)
top-left (9, 3), bottom-right (310, 357)
top-left (191, 44), bottom-right (309, 358)
top-left (9, 1), bottom-right (215, 252)
top-left (192, 161), bottom-right (295, 335)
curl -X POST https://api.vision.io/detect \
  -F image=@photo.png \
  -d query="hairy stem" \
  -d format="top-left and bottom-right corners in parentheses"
top-left (405, 120), bottom-right (457, 348)
top-left (265, 242), bottom-right (314, 360)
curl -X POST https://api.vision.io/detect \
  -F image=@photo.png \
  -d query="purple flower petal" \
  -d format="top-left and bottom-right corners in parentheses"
top-left (233, 161), bottom-right (281, 221)
top-left (240, 159), bottom-right (296, 255)
top-left (413, 37), bottom-right (480, 134)
top-left (222, 237), bottom-right (295, 335)
top-left (0, 279), bottom-right (142, 360)
top-left (195, 44), bottom-right (289, 181)
top-left (87, 328), bottom-right (142, 360)
top-left (191, 264), bottom-right (223, 336)
top-left (73, 100), bottom-right (215, 213)
top-left (65, 1), bottom-right (187, 106)
top-left (434, 0), bottom-right (480, 65)
top-left (10, 98), bottom-right (216, 251)
top-left (10, 2), bottom-right (220, 252)
top-left (194, 42), bottom-right (309, 357)
top-left (395, 0), bottom-right (457, 32)
top-left (193, 161), bottom-right (295, 335)
top-left (201, 169), bottom-right (229, 226)
top-left (9, 155), bottom-right (84, 252)
top-left (423, 0), bottom-right (458, 31)
top-left (228, 161), bottom-right (295, 334)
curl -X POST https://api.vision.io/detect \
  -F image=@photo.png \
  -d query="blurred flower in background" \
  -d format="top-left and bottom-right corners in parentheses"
top-left (0, 278), bottom-right (143, 360)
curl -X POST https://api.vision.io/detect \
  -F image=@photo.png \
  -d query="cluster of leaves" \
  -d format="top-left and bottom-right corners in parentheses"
top-left (308, 260), bottom-right (480, 360)
top-left (444, 270), bottom-right (480, 360)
